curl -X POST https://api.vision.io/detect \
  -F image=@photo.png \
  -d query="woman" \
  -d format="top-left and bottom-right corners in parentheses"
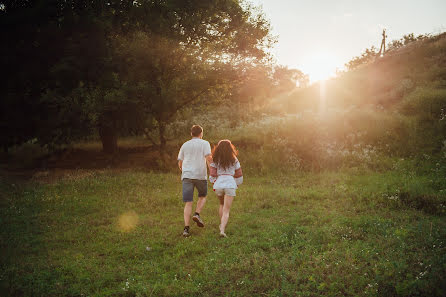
top-left (209, 140), bottom-right (243, 237)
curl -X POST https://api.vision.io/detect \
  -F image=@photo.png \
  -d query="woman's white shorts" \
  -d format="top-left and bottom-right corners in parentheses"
top-left (214, 188), bottom-right (236, 197)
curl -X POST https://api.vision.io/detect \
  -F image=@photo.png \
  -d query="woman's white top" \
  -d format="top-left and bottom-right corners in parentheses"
top-left (209, 159), bottom-right (243, 189)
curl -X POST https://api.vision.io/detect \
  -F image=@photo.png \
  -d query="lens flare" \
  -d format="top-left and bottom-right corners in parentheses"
top-left (118, 211), bottom-right (139, 232)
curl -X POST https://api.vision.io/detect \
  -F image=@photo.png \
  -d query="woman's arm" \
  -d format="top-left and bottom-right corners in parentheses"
top-left (234, 161), bottom-right (243, 185)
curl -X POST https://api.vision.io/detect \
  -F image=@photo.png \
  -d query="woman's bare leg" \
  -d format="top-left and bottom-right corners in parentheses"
top-left (220, 195), bottom-right (234, 235)
top-left (218, 195), bottom-right (224, 220)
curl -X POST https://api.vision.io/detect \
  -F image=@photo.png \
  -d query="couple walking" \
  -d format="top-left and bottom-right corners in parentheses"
top-left (177, 125), bottom-right (243, 238)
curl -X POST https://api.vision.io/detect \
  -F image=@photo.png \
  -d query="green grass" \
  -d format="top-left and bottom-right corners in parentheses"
top-left (1, 168), bottom-right (445, 296)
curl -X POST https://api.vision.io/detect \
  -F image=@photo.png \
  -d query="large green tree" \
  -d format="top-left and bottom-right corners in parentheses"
top-left (0, 0), bottom-right (273, 153)
top-left (110, 1), bottom-right (273, 153)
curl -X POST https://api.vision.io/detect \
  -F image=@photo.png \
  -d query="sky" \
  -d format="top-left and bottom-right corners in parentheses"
top-left (249, 0), bottom-right (446, 82)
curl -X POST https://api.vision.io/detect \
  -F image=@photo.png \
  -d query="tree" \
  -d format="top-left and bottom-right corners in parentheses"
top-left (1, 0), bottom-right (274, 154)
top-left (0, 0), bottom-right (140, 152)
top-left (386, 33), bottom-right (430, 52)
top-left (109, 1), bottom-right (274, 154)
top-left (273, 66), bottom-right (309, 91)
top-left (345, 46), bottom-right (378, 70)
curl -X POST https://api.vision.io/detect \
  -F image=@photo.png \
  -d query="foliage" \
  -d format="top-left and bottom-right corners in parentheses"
top-left (273, 65), bottom-right (309, 90)
top-left (345, 33), bottom-right (434, 70)
top-left (0, 0), bottom-right (140, 151)
top-left (111, 1), bottom-right (274, 152)
top-left (272, 33), bottom-right (446, 166)
top-left (198, 111), bottom-right (441, 171)
top-left (387, 33), bottom-right (431, 52)
top-left (111, 31), bottom-right (235, 150)
top-left (0, 0), bottom-right (275, 153)
top-left (345, 46), bottom-right (379, 71)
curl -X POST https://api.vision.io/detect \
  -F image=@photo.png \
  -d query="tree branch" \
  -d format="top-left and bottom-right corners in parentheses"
top-left (167, 86), bottom-right (214, 120)
top-left (144, 130), bottom-right (159, 147)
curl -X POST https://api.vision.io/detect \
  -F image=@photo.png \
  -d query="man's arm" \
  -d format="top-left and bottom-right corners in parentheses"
top-left (177, 144), bottom-right (184, 171)
top-left (205, 141), bottom-right (212, 170)
top-left (205, 155), bottom-right (213, 170)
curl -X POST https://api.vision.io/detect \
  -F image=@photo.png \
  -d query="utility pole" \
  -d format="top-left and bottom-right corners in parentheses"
top-left (378, 29), bottom-right (387, 57)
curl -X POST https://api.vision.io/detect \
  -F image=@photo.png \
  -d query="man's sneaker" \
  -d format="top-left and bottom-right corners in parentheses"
top-left (192, 214), bottom-right (205, 227)
top-left (182, 227), bottom-right (190, 237)
top-left (219, 231), bottom-right (227, 238)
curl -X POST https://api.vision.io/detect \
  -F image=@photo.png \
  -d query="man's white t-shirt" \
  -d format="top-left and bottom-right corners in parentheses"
top-left (178, 137), bottom-right (211, 180)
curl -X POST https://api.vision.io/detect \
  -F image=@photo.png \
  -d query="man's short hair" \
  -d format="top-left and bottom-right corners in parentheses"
top-left (191, 125), bottom-right (203, 137)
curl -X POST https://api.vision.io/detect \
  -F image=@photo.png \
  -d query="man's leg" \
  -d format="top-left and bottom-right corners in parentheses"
top-left (196, 196), bottom-right (207, 214)
top-left (192, 196), bottom-right (206, 227)
top-left (182, 179), bottom-right (194, 236)
top-left (192, 180), bottom-right (208, 227)
top-left (195, 180), bottom-right (208, 214)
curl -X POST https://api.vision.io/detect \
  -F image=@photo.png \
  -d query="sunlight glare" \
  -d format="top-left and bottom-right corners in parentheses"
top-left (319, 79), bottom-right (326, 113)
top-left (300, 52), bottom-right (341, 83)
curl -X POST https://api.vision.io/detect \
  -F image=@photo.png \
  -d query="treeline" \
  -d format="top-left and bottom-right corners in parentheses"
top-left (0, 0), bottom-right (307, 154)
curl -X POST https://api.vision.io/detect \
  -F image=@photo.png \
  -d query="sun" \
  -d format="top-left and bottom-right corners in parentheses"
top-left (300, 52), bottom-right (341, 83)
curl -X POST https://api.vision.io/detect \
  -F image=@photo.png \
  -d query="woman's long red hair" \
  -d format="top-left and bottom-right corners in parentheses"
top-left (212, 140), bottom-right (238, 169)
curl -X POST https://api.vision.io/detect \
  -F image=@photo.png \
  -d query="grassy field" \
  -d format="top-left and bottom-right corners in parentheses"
top-left (1, 165), bottom-right (445, 296)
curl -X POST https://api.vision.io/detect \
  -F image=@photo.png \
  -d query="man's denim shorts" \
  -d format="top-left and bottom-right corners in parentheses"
top-left (182, 178), bottom-right (208, 202)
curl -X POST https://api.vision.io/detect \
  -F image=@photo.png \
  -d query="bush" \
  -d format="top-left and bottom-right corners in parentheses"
top-left (399, 87), bottom-right (446, 118)
top-left (3, 139), bottom-right (49, 169)
top-left (188, 110), bottom-right (423, 171)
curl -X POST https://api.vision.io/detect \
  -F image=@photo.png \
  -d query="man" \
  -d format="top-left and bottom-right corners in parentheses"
top-left (177, 125), bottom-right (212, 237)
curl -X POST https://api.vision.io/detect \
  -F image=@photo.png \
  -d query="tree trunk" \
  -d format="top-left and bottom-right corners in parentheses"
top-left (99, 124), bottom-right (118, 154)
top-left (158, 123), bottom-right (168, 164)
top-left (159, 124), bottom-right (166, 150)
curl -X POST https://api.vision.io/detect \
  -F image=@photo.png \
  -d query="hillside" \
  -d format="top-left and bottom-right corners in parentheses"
top-left (285, 32), bottom-right (446, 110)
top-left (259, 33), bottom-right (446, 163)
